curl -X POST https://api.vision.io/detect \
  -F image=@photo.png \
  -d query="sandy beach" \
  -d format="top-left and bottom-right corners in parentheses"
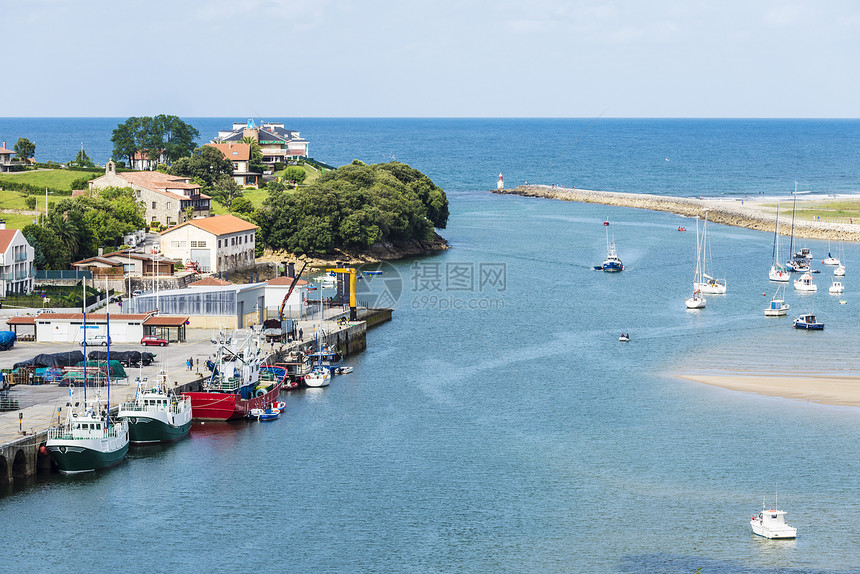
top-left (677, 372), bottom-right (860, 408)
top-left (495, 184), bottom-right (860, 242)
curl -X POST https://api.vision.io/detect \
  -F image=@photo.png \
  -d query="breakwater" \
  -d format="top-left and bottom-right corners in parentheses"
top-left (495, 185), bottom-right (860, 242)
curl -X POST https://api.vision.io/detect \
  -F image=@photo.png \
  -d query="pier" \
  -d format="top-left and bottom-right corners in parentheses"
top-left (0, 307), bottom-right (392, 488)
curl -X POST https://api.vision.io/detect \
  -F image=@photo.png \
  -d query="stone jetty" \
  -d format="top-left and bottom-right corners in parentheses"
top-left (495, 185), bottom-right (860, 242)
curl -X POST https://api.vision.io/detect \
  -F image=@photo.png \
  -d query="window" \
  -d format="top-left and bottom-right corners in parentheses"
top-left (151, 216), bottom-right (157, 222)
top-left (218, 239), bottom-right (221, 248)
top-left (136, 190), bottom-right (141, 198)
top-left (172, 241), bottom-right (180, 248)
top-left (166, 202), bottom-right (171, 209)
top-left (151, 201), bottom-right (156, 209)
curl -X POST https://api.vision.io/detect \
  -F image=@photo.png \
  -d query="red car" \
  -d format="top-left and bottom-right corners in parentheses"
top-left (141, 335), bottom-right (168, 347)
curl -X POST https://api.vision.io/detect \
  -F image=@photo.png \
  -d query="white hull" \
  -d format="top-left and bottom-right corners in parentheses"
top-left (823, 257), bottom-right (840, 266)
top-left (304, 371), bottom-right (331, 388)
top-left (835, 265), bottom-right (845, 276)
top-left (829, 282), bottom-right (844, 294)
top-left (695, 281), bottom-right (726, 294)
top-left (769, 267), bottom-right (790, 282)
top-left (764, 307), bottom-right (789, 317)
top-left (794, 273), bottom-right (817, 291)
top-left (685, 296), bottom-right (706, 309)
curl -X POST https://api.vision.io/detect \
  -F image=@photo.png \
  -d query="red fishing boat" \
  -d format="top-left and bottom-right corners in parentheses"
top-left (183, 330), bottom-right (281, 421)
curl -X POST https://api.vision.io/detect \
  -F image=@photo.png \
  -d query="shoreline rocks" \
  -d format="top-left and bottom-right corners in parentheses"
top-left (495, 185), bottom-right (860, 242)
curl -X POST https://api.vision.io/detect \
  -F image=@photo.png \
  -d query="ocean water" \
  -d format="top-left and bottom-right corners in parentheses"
top-left (1, 119), bottom-right (860, 572)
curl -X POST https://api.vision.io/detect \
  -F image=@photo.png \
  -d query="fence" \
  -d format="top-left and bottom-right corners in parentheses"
top-left (35, 270), bottom-right (92, 280)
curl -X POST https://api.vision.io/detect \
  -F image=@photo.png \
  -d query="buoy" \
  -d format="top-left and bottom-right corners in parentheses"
top-left (39, 446), bottom-right (47, 454)
top-left (763, 293), bottom-right (767, 296)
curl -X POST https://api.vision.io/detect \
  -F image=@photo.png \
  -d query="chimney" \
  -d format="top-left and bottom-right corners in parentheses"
top-left (98, 247), bottom-right (103, 256)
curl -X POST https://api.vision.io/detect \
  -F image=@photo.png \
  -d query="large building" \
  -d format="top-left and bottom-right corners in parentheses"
top-left (0, 224), bottom-right (35, 296)
top-left (130, 283), bottom-right (266, 329)
top-left (159, 214), bottom-right (258, 274)
top-left (212, 120), bottom-right (308, 170)
top-left (89, 161), bottom-right (211, 227)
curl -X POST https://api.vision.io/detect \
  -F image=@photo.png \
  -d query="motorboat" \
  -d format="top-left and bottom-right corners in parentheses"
top-left (835, 264), bottom-right (846, 277)
top-left (750, 500), bottom-right (797, 539)
top-left (334, 366), bottom-right (353, 374)
top-left (618, 334), bottom-right (630, 342)
top-left (829, 281), bottom-right (844, 294)
top-left (793, 271), bottom-right (817, 292)
top-left (793, 313), bottom-right (823, 330)
top-left (764, 285), bottom-right (790, 317)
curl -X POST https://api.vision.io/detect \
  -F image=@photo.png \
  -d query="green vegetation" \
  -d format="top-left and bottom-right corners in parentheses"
top-left (255, 161), bottom-right (448, 254)
top-left (4, 284), bottom-right (102, 309)
top-left (23, 186), bottom-right (145, 269)
top-left (69, 148), bottom-right (95, 168)
top-left (14, 138), bottom-right (35, 162)
top-left (111, 115), bottom-right (199, 166)
top-left (272, 163), bottom-right (320, 187)
top-left (764, 199), bottom-right (860, 224)
top-left (0, 168), bottom-right (101, 191)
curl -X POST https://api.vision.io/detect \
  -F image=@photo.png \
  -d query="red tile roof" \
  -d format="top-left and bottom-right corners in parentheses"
top-left (115, 171), bottom-right (210, 202)
top-left (188, 276), bottom-right (231, 287)
top-left (31, 313), bottom-right (153, 321)
top-left (206, 142), bottom-right (251, 162)
top-left (160, 214), bottom-right (258, 237)
top-left (0, 229), bottom-right (20, 253)
top-left (7, 316), bottom-right (35, 325)
top-left (143, 315), bottom-right (189, 326)
top-left (266, 276), bottom-right (309, 286)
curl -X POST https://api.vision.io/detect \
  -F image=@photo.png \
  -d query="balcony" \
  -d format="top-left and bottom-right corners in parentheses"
top-left (15, 253), bottom-right (28, 262)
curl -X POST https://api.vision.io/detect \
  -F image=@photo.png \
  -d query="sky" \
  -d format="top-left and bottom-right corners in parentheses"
top-left (3, 0), bottom-right (859, 118)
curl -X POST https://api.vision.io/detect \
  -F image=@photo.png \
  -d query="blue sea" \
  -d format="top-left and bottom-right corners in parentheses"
top-left (2, 118), bottom-right (860, 573)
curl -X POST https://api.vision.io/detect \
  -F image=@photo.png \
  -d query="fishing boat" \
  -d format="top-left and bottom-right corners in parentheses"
top-left (786, 182), bottom-right (811, 272)
top-left (829, 280), bottom-right (844, 294)
top-left (600, 225), bottom-right (623, 272)
top-left (694, 211), bottom-right (726, 294)
top-left (793, 313), bottom-right (823, 330)
top-left (685, 216), bottom-right (707, 309)
top-left (182, 330), bottom-right (281, 421)
top-left (260, 364), bottom-right (297, 390)
top-left (769, 202), bottom-right (790, 282)
top-left (45, 395), bottom-right (130, 473)
top-left (278, 351), bottom-right (313, 386)
top-left (764, 285), bottom-right (790, 317)
top-left (306, 347), bottom-right (343, 373)
top-left (118, 370), bottom-right (192, 444)
top-left (750, 495), bottom-right (797, 539)
top-left (793, 271), bottom-right (817, 292)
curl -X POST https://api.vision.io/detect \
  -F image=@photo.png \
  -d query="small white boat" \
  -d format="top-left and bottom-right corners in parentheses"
top-left (769, 266), bottom-right (791, 282)
top-left (764, 285), bottom-right (790, 317)
top-left (769, 202), bottom-right (790, 282)
top-left (829, 281), bottom-right (844, 294)
top-left (750, 500), bottom-right (797, 539)
top-left (693, 212), bottom-right (726, 294)
top-left (618, 334), bottom-right (630, 342)
top-left (793, 271), bottom-right (817, 292)
top-left (334, 366), bottom-right (353, 374)
top-left (685, 217), bottom-right (707, 309)
top-left (835, 264), bottom-right (846, 277)
top-left (685, 290), bottom-right (706, 309)
top-left (822, 255), bottom-right (841, 266)
top-left (840, 299), bottom-right (848, 304)
top-left (303, 367), bottom-right (331, 388)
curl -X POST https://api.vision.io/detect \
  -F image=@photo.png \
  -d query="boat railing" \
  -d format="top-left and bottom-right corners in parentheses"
top-left (48, 423), bottom-right (124, 440)
top-left (206, 377), bottom-right (242, 392)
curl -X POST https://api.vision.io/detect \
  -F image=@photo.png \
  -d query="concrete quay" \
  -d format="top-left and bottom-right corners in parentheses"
top-left (0, 307), bottom-right (391, 489)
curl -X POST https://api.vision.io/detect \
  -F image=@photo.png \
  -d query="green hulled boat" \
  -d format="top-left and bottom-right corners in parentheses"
top-left (46, 397), bottom-right (129, 474)
top-left (118, 372), bottom-right (192, 444)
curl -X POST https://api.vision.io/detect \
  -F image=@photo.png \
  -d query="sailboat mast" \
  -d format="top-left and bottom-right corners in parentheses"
top-left (789, 182), bottom-right (797, 259)
top-left (772, 202), bottom-right (780, 263)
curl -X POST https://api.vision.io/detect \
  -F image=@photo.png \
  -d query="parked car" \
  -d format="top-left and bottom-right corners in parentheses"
top-left (140, 335), bottom-right (168, 347)
top-left (80, 335), bottom-right (111, 346)
top-left (36, 309), bottom-right (55, 315)
top-left (132, 290), bottom-right (143, 297)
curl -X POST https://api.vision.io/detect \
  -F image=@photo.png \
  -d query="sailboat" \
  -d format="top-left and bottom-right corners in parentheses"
top-left (834, 243), bottom-right (846, 276)
top-left (786, 181), bottom-right (811, 272)
top-left (685, 216), bottom-right (707, 309)
top-left (822, 240), bottom-right (840, 266)
top-left (693, 211), bottom-right (726, 294)
top-left (769, 202), bottom-right (790, 282)
top-left (764, 284), bottom-right (790, 317)
top-left (600, 225), bottom-right (623, 272)
top-left (45, 303), bottom-right (129, 473)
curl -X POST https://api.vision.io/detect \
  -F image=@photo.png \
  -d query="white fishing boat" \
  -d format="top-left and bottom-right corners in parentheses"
top-left (769, 202), bottom-right (790, 282)
top-left (829, 280), bottom-right (844, 294)
top-left (693, 211), bottom-right (726, 294)
top-left (600, 225), bottom-right (623, 272)
top-left (118, 369), bottom-right (192, 444)
top-left (685, 216), bottom-right (706, 309)
top-left (793, 271), bottom-right (817, 292)
top-left (764, 285), bottom-right (790, 317)
top-left (750, 495), bottom-right (797, 539)
top-left (45, 393), bottom-right (129, 474)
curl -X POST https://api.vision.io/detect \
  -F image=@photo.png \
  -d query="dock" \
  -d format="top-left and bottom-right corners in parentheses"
top-left (0, 307), bottom-right (392, 488)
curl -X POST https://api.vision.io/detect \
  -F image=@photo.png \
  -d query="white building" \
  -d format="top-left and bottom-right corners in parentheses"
top-left (0, 224), bottom-right (35, 296)
top-left (159, 214), bottom-right (258, 273)
top-left (8, 313), bottom-right (190, 343)
top-left (205, 143), bottom-right (261, 188)
top-left (264, 276), bottom-right (310, 319)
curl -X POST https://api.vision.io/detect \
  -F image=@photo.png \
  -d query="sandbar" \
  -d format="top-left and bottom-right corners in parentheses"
top-left (677, 372), bottom-right (860, 408)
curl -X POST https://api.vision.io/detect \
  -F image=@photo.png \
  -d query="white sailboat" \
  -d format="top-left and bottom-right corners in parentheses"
top-left (769, 202), bottom-right (790, 282)
top-left (834, 243), bottom-right (846, 276)
top-left (685, 216), bottom-right (706, 309)
top-left (693, 211), bottom-right (726, 294)
top-left (822, 239), bottom-right (840, 266)
top-left (786, 181), bottom-right (811, 272)
top-left (764, 284), bottom-right (790, 317)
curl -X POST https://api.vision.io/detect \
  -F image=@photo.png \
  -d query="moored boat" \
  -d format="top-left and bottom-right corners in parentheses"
top-left (118, 371), bottom-right (192, 444)
top-left (829, 280), bottom-right (844, 294)
top-left (793, 313), bottom-right (823, 330)
top-left (764, 285), bottom-right (790, 317)
top-left (750, 497), bottom-right (797, 539)
top-left (45, 395), bottom-right (129, 473)
top-left (304, 366), bottom-right (331, 388)
top-left (694, 211), bottom-right (726, 294)
top-left (183, 330), bottom-right (281, 421)
top-left (793, 271), bottom-right (817, 292)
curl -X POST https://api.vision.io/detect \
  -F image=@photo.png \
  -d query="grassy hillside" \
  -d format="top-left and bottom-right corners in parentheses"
top-left (0, 168), bottom-right (102, 190)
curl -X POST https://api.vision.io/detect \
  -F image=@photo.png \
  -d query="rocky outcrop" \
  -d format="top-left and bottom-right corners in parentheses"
top-left (496, 185), bottom-right (860, 241)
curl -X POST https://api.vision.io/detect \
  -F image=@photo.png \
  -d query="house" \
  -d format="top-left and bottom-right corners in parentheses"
top-left (159, 214), bottom-right (258, 273)
top-left (89, 161), bottom-right (211, 227)
top-left (6, 312), bottom-right (189, 343)
top-left (0, 223), bottom-right (35, 296)
top-left (205, 143), bottom-right (260, 188)
top-left (130, 149), bottom-right (166, 171)
top-left (264, 276), bottom-right (310, 319)
top-left (0, 141), bottom-right (15, 173)
top-left (72, 250), bottom-right (175, 278)
top-left (212, 120), bottom-right (308, 170)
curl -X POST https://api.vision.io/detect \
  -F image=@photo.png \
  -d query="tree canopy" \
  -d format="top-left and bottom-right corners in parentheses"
top-left (111, 115), bottom-right (199, 167)
top-left (14, 138), bottom-right (35, 162)
top-left (69, 148), bottom-right (95, 168)
top-left (169, 145), bottom-right (234, 189)
top-left (255, 161), bottom-right (448, 255)
top-left (23, 187), bottom-right (145, 269)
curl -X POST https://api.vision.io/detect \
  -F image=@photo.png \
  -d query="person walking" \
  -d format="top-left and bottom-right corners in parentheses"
top-left (299, 328), bottom-right (303, 341)
top-left (186, 357), bottom-right (192, 371)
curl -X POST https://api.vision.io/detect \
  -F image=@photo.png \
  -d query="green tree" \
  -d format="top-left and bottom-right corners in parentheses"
top-left (240, 136), bottom-right (266, 173)
top-left (14, 138), bottom-right (35, 163)
top-left (70, 148), bottom-right (95, 168)
top-left (169, 146), bottom-right (233, 189)
top-left (112, 115), bottom-right (199, 167)
top-left (111, 117), bottom-right (145, 167)
top-left (230, 196), bottom-right (254, 215)
top-left (25, 196), bottom-right (37, 210)
top-left (282, 166), bottom-right (307, 186)
top-left (209, 175), bottom-right (243, 210)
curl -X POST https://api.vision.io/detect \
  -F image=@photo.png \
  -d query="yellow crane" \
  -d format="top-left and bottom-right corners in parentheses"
top-left (325, 267), bottom-right (357, 320)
